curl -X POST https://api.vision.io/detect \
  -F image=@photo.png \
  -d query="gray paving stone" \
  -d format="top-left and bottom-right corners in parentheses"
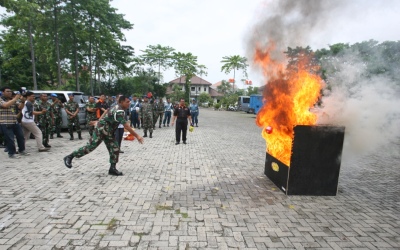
top-left (0, 108), bottom-right (399, 250)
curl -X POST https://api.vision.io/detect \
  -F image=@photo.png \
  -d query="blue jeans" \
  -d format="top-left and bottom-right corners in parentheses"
top-left (163, 111), bottom-right (172, 125)
top-left (191, 111), bottom-right (198, 125)
top-left (131, 111), bottom-right (140, 128)
top-left (0, 124), bottom-right (25, 155)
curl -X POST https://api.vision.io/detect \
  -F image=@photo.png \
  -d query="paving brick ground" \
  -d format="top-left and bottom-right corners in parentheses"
top-left (0, 108), bottom-right (399, 250)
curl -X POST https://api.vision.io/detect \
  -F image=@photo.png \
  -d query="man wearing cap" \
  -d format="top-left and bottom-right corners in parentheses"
top-left (21, 91), bottom-right (50, 152)
top-left (65, 93), bottom-right (82, 140)
top-left (63, 95), bottom-right (144, 176)
top-left (34, 93), bottom-right (54, 148)
top-left (139, 95), bottom-right (153, 138)
top-left (50, 93), bottom-right (64, 138)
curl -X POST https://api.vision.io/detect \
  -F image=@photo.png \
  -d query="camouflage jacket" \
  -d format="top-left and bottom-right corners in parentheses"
top-left (140, 102), bottom-right (154, 120)
top-left (65, 100), bottom-right (79, 119)
top-left (51, 101), bottom-right (63, 118)
top-left (97, 105), bottom-right (127, 136)
top-left (86, 102), bottom-right (97, 122)
top-left (155, 102), bottom-right (165, 114)
top-left (34, 100), bottom-right (52, 124)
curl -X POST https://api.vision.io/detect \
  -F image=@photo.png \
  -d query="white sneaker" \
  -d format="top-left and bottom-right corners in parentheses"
top-left (19, 151), bottom-right (30, 156)
top-left (9, 154), bottom-right (21, 159)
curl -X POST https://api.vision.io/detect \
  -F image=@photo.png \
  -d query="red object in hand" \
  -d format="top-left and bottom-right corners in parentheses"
top-left (265, 126), bottom-right (273, 134)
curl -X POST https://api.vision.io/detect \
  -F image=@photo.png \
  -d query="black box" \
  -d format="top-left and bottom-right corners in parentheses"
top-left (264, 125), bottom-right (345, 196)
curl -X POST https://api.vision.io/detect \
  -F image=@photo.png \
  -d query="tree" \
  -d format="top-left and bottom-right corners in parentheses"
top-left (140, 44), bottom-right (175, 84)
top-left (198, 92), bottom-right (212, 106)
top-left (220, 55), bottom-right (248, 92)
top-left (247, 86), bottom-right (259, 95)
top-left (171, 52), bottom-right (200, 102)
top-left (217, 80), bottom-right (232, 95)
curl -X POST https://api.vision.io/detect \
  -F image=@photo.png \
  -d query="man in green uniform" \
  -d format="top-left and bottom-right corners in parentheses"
top-left (65, 93), bottom-right (82, 140)
top-left (34, 93), bottom-right (53, 148)
top-left (139, 95), bottom-right (154, 138)
top-left (63, 95), bottom-right (144, 176)
top-left (85, 96), bottom-right (97, 137)
top-left (153, 99), bottom-right (164, 129)
top-left (50, 93), bottom-right (64, 138)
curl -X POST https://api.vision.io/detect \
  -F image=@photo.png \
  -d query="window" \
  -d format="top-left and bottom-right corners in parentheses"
top-left (191, 87), bottom-right (195, 91)
top-left (204, 87), bottom-right (207, 91)
top-left (198, 87), bottom-right (201, 91)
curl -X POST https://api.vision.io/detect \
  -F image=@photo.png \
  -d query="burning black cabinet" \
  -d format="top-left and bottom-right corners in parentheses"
top-left (264, 125), bottom-right (345, 196)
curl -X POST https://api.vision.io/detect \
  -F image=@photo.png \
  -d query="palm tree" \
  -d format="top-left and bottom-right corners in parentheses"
top-left (220, 55), bottom-right (248, 92)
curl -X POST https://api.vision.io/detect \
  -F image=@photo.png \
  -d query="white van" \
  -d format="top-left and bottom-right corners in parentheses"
top-left (29, 90), bottom-right (87, 128)
top-left (238, 96), bottom-right (250, 113)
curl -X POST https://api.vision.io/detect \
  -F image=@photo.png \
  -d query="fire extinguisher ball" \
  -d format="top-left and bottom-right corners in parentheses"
top-left (266, 126), bottom-right (273, 134)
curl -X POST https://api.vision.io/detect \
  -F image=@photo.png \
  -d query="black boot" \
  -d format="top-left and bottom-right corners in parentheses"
top-left (64, 154), bottom-right (74, 168)
top-left (143, 131), bottom-right (147, 137)
top-left (50, 134), bottom-right (54, 139)
top-left (149, 132), bottom-right (152, 138)
top-left (78, 132), bottom-right (82, 140)
top-left (159, 124), bottom-right (161, 128)
top-left (69, 132), bottom-right (74, 140)
top-left (57, 129), bottom-right (63, 138)
top-left (109, 163), bottom-right (123, 176)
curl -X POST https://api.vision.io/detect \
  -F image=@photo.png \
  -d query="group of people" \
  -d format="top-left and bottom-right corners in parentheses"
top-left (1, 86), bottom-right (200, 177)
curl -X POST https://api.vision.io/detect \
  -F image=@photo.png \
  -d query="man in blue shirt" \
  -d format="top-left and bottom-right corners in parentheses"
top-left (189, 99), bottom-right (199, 127)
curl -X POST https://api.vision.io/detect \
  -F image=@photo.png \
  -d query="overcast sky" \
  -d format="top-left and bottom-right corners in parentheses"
top-left (111, 0), bottom-right (400, 87)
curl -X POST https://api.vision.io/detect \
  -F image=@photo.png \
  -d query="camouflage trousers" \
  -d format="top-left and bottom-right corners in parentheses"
top-left (39, 121), bottom-right (51, 145)
top-left (153, 113), bottom-right (164, 127)
top-left (52, 116), bottom-right (62, 135)
top-left (71, 127), bottom-right (119, 164)
top-left (142, 116), bottom-right (153, 134)
top-left (68, 116), bottom-right (81, 134)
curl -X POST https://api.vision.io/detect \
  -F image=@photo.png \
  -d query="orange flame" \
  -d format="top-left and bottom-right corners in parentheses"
top-left (255, 45), bottom-right (322, 166)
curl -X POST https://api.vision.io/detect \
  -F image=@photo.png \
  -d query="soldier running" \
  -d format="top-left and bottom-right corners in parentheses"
top-left (63, 95), bottom-right (144, 176)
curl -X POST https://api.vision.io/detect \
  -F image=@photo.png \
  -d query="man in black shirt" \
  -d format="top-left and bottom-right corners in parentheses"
top-left (171, 98), bottom-right (192, 145)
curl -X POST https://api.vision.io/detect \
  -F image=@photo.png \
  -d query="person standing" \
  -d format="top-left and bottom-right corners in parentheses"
top-left (153, 99), bottom-right (164, 129)
top-left (171, 98), bottom-right (192, 145)
top-left (85, 96), bottom-right (97, 138)
top-left (50, 93), bottom-right (64, 138)
top-left (65, 93), bottom-right (82, 140)
top-left (129, 95), bottom-right (140, 129)
top-left (34, 93), bottom-right (54, 148)
top-left (139, 95), bottom-right (153, 138)
top-left (0, 86), bottom-right (28, 158)
top-left (163, 98), bottom-right (173, 127)
top-left (63, 95), bottom-right (144, 176)
top-left (96, 94), bottom-right (109, 119)
top-left (189, 99), bottom-right (199, 127)
top-left (21, 91), bottom-right (49, 152)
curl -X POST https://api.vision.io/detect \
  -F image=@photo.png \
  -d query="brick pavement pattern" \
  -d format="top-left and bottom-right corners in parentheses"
top-left (0, 108), bottom-right (399, 249)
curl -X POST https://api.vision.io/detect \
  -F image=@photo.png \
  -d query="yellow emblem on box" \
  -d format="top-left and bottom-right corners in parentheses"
top-left (271, 162), bottom-right (279, 172)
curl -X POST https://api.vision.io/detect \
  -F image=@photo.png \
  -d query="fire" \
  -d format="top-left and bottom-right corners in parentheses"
top-left (255, 45), bottom-right (322, 166)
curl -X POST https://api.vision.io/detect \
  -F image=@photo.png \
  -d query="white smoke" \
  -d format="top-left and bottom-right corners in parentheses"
top-left (318, 55), bottom-right (400, 163)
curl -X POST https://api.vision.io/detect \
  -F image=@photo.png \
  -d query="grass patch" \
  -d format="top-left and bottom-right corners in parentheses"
top-left (175, 209), bottom-right (189, 218)
top-left (155, 205), bottom-right (174, 210)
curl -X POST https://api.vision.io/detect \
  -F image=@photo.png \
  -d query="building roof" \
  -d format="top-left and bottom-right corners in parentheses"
top-left (209, 87), bottom-right (224, 98)
top-left (211, 80), bottom-right (232, 90)
top-left (169, 75), bottom-right (212, 86)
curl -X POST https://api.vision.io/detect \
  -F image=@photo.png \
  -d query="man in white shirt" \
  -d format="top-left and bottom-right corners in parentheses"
top-left (21, 91), bottom-right (49, 152)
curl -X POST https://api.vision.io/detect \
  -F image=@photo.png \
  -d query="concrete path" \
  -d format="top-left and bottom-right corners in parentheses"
top-left (0, 108), bottom-right (399, 249)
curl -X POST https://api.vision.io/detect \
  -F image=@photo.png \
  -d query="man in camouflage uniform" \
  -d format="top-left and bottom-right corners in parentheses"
top-left (50, 93), bottom-right (64, 138)
top-left (63, 95), bottom-right (144, 176)
top-left (34, 93), bottom-right (53, 148)
top-left (65, 93), bottom-right (82, 140)
top-left (85, 96), bottom-right (97, 137)
top-left (139, 95), bottom-right (154, 138)
top-left (153, 99), bottom-right (164, 129)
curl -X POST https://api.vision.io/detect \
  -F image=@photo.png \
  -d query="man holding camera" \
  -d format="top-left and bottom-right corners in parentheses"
top-left (0, 86), bottom-right (29, 158)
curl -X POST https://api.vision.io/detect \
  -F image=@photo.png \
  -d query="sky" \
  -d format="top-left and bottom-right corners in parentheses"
top-left (111, 0), bottom-right (400, 88)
